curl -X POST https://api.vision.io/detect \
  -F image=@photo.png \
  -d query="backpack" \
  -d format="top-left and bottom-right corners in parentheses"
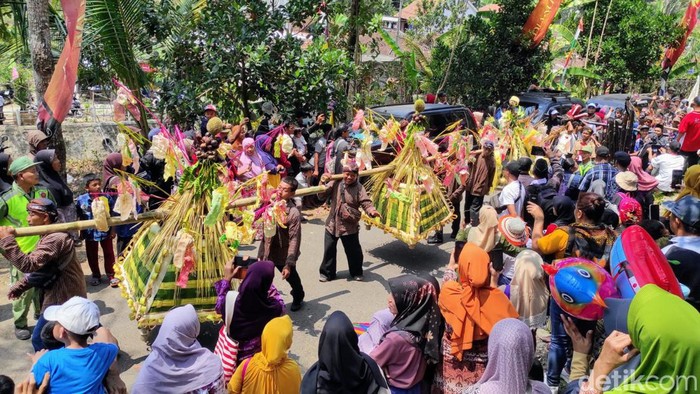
top-left (564, 225), bottom-right (616, 264)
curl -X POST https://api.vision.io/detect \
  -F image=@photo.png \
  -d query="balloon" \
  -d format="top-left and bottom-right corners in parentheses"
top-left (543, 257), bottom-right (619, 320)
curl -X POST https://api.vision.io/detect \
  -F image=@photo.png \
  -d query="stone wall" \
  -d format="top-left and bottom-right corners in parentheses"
top-left (1, 122), bottom-right (120, 161)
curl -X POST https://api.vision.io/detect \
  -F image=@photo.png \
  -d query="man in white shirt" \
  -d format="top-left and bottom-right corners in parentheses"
top-left (499, 161), bottom-right (526, 217)
top-left (650, 140), bottom-right (686, 192)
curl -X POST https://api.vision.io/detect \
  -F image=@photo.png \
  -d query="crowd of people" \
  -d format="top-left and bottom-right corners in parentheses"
top-left (0, 91), bottom-right (699, 394)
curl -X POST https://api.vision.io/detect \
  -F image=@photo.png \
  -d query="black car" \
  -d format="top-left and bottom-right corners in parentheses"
top-left (367, 103), bottom-right (479, 164)
top-left (587, 93), bottom-right (654, 110)
top-left (514, 89), bottom-right (585, 124)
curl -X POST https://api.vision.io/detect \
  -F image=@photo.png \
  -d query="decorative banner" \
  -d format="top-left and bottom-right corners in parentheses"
top-left (11, 67), bottom-right (19, 81)
top-left (561, 17), bottom-right (584, 86)
top-left (662, 0), bottom-right (699, 71)
top-left (36, 0), bottom-right (87, 136)
top-left (522, 0), bottom-right (563, 48)
top-left (660, 0), bottom-right (699, 94)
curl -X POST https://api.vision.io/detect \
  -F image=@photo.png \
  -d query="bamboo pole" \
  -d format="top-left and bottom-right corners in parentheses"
top-left (593, 0), bottom-right (613, 67)
top-left (14, 211), bottom-right (168, 237)
top-left (229, 163), bottom-right (398, 208)
top-left (13, 163), bottom-right (400, 237)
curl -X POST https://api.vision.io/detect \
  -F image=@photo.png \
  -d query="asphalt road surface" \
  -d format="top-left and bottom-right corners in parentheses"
top-left (0, 210), bottom-right (453, 389)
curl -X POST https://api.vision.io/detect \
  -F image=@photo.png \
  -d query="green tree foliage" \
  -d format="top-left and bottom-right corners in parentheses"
top-left (429, 0), bottom-right (551, 109)
top-left (156, 0), bottom-right (354, 125)
top-left (576, 0), bottom-right (681, 89)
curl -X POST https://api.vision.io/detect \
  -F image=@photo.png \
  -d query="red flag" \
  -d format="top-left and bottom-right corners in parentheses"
top-left (661, 0), bottom-right (699, 71)
top-left (37, 0), bottom-right (86, 135)
top-left (522, 0), bottom-right (564, 48)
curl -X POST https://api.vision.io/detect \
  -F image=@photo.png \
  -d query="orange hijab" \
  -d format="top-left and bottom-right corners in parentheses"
top-left (438, 243), bottom-right (518, 360)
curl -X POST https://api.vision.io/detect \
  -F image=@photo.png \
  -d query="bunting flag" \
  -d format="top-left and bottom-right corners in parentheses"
top-left (660, 0), bottom-right (700, 94)
top-left (522, 0), bottom-right (563, 48)
top-left (11, 67), bottom-right (19, 81)
top-left (36, 0), bottom-right (86, 137)
top-left (561, 17), bottom-right (584, 86)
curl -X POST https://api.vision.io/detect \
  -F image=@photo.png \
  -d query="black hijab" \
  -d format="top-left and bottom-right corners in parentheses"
top-left (386, 274), bottom-right (443, 364)
top-left (0, 153), bottom-right (12, 192)
top-left (229, 261), bottom-right (284, 342)
top-left (550, 196), bottom-right (576, 227)
top-left (301, 311), bottom-right (387, 394)
top-left (35, 149), bottom-right (73, 206)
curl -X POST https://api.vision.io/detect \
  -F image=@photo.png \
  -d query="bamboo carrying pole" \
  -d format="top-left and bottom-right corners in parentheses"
top-left (14, 211), bottom-right (168, 238)
top-left (12, 163), bottom-right (399, 237)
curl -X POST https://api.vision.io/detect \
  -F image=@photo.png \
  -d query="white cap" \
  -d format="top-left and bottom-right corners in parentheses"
top-left (587, 103), bottom-right (597, 108)
top-left (44, 297), bottom-right (101, 335)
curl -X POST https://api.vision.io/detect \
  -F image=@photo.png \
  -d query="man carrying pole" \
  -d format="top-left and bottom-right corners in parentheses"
top-left (0, 157), bottom-right (54, 340)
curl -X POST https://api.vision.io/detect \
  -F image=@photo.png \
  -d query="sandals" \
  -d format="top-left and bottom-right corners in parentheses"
top-left (90, 277), bottom-right (101, 286)
top-left (109, 276), bottom-right (120, 288)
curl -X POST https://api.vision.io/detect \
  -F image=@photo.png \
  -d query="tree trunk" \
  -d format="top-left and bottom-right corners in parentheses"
top-left (345, 0), bottom-right (362, 101)
top-left (26, 0), bottom-right (53, 103)
top-left (26, 0), bottom-right (68, 177)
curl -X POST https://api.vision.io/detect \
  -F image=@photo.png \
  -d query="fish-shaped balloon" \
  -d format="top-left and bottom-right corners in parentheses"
top-left (543, 257), bottom-right (619, 321)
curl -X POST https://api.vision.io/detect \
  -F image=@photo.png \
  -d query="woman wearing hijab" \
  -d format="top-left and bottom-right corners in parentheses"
top-left (132, 304), bottom-right (226, 394)
top-left (0, 152), bottom-right (12, 192)
top-left (228, 261), bottom-right (285, 361)
top-left (580, 284), bottom-right (700, 394)
top-left (466, 206), bottom-right (498, 252)
top-left (102, 152), bottom-right (124, 191)
top-left (34, 150), bottom-right (76, 230)
top-left (237, 138), bottom-right (264, 181)
top-left (628, 156), bottom-right (658, 219)
top-left (546, 196), bottom-right (576, 231)
top-left (433, 243), bottom-right (518, 394)
top-left (676, 164), bottom-right (700, 200)
top-left (369, 275), bottom-right (443, 393)
top-left (501, 250), bottom-right (549, 330)
top-left (465, 319), bottom-right (550, 394)
top-left (302, 311), bottom-right (390, 394)
top-left (228, 315), bottom-right (300, 394)
top-left (26, 130), bottom-right (50, 159)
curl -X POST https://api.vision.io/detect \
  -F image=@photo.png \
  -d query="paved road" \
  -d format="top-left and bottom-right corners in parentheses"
top-left (0, 213), bottom-right (453, 388)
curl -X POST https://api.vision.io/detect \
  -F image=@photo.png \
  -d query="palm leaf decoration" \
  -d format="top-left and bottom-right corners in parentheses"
top-left (85, 0), bottom-right (150, 131)
top-left (362, 124), bottom-right (454, 247)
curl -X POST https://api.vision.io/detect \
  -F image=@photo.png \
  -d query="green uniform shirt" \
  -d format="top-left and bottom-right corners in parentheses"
top-left (0, 182), bottom-right (54, 253)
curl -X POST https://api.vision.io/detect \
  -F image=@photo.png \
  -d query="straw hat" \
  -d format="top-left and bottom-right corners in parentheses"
top-left (498, 215), bottom-right (530, 247)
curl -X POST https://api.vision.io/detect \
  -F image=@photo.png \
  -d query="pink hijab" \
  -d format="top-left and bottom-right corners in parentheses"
top-left (628, 157), bottom-right (658, 192)
top-left (238, 137), bottom-right (263, 180)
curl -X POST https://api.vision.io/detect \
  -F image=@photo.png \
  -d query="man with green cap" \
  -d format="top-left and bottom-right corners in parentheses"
top-left (0, 156), bottom-right (54, 340)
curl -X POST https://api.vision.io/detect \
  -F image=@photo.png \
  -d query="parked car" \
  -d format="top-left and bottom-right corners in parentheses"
top-left (366, 104), bottom-right (479, 165)
top-left (587, 93), bottom-right (654, 110)
top-left (514, 89), bottom-right (585, 124)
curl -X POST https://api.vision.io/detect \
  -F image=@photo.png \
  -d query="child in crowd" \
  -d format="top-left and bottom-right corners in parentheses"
top-left (31, 297), bottom-right (120, 394)
top-left (76, 175), bottom-right (117, 287)
top-left (294, 163), bottom-right (314, 209)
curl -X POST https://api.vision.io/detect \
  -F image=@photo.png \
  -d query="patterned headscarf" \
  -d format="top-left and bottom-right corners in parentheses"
top-left (386, 274), bottom-right (443, 364)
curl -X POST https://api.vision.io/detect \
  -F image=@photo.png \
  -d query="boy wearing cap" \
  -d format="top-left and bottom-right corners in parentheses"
top-left (31, 297), bottom-right (120, 393)
top-left (584, 103), bottom-right (602, 124)
top-left (0, 156), bottom-right (54, 340)
top-left (0, 198), bottom-right (86, 350)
